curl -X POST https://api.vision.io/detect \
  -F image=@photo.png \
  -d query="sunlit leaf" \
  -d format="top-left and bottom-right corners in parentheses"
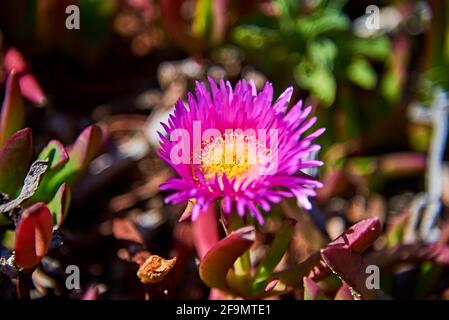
top-left (37, 139), bottom-right (69, 170)
top-left (321, 247), bottom-right (383, 300)
top-left (199, 226), bottom-right (255, 293)
top-left (47, 183), bottom-right (71, 226)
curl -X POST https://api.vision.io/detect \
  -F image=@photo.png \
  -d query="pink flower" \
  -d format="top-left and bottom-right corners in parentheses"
top-left (159, 78), bottom-right (324, 224)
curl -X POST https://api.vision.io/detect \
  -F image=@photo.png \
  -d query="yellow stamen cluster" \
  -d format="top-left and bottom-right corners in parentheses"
top-left (200, 132), bottom-right (271, 181)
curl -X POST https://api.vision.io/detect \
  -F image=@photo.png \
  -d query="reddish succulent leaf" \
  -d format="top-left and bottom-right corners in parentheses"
top-left (192, 204), bottom-right (220, 260)
top-left (0, 128), bottom-right (32, 197)
top-left (303, 277), bottom-right (325, 300)
top-left (14, 203), bottom-right (53, 269)
top-left (0, 71), bottom-right (26, 148)
top-left (47, 183), bottom-right (71, 226)
top-left (199, 226), bottom-right (255, 293)
top-left (334, 283), bottom-right (354, 300)
top-left (321, 247), bottom-right (380, 300)
top-left (67, 125), bottom-right (104, 171)
top-left (366, 243), bottom-right (449, 269)
top-left (4, 48), bottom-right (27, 73)
top-left (4, 48), bottom-right (46, 105)
top-left (276, 218), bottom-right (381, 286)
top-left (38, 140), bottom-right (69, 170)
top-left (327, 217), bottom-right (381, 253)
top-left (18, 74), bottom-right (46, 106)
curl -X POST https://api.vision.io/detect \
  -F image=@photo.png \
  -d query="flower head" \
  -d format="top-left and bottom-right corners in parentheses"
top-left (159, 78), bottom-right (324, 224)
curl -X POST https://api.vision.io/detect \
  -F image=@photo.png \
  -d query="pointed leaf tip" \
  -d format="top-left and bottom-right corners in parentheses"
top-left (328, 217), bottom-right (381, 254)
top-left (303, 277), bottom-right (326, 300)
top-left (0, 71), bottom-right (26, 148)
top-left (38, 140), bottom-right (69, 170)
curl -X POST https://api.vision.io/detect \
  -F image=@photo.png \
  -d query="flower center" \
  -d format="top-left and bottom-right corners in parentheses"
top-left (200, 132), bottom-right (271, 181)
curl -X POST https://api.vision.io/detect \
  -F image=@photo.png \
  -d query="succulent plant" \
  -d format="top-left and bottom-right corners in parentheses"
top-left (195, 213), bottom-right (449, 300)
top-left (0, 71), bottom-right (105, 298)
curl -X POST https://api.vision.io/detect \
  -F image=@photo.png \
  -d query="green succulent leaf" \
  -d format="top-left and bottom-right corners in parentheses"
top-left (252, 220), bottom-right (295, 293)
top-left (32, 125), bottom-right (104, 202)
top-left (47, 183), bottom-right (71, 226)
top-left (37, 139), bottom-right (69, 170)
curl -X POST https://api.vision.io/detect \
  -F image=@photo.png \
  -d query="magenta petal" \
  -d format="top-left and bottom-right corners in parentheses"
top-left (157, 79), bottom-right (323, 224)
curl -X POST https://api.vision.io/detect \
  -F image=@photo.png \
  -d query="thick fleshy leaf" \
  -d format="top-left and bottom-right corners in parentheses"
top-left (33, 125), bottom-right (104, 201)
top-left (326, 217), bottom-right (381, 253)
top-left (321, 247), bottom-right (382, 300)
top-left (311, 217), bottom-right (381, 281)
top-left (18, 74), bottom-right (46, 106)
top-left (275, 218), bottom-right (381, 286)
top-left (0, 128), bottom-right (32, 197)
top-left (0, 71), bottom-right (26, 149)
top-left (47, 183), bottom-right (71, 226)
top-left (199, 226), bottom-right (255, 293)
top-left (4, 48), bottom-right (27, 73)
top-left (13, 203), bottom-right (53, 269)
top-left (4, 48), bottom-right (46, 105)
top-left (64, 124), bottom-right (104, 181)
top-left (38, 140), bottom-right (69, 170)
top-left (334, 283), bottom-right (354, 300)
top-left (303, 277), bottom-right (326, 300)
top-left (366, 243), bottom-right (449, 268)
